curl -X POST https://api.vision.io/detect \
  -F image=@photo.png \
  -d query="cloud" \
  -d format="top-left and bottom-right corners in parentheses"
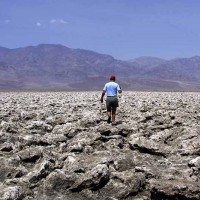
top-left (5, 19), bottom-right (11, 23)
top-left (50, 19), bottom-right (56, 24)
top-left (49, 18), bottom-right (68, 25)
top-left (58, 19), bottom-right (67, 24)
top-left (36, 22), bottom-right (41, 27)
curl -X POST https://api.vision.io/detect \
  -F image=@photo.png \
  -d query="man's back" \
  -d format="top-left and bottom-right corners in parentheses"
top-left (103, 82), bottom-right (120, 96)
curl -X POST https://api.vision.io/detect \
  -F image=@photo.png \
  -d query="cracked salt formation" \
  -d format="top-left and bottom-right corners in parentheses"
top-left (0, 91), bottom-right (200, 200)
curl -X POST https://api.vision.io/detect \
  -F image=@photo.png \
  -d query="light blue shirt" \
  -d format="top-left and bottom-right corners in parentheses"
top-left (103, 82), bottom-right (121, 96)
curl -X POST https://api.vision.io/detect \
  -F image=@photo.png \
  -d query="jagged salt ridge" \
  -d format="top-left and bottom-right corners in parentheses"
top-left (0, 91), bottom-right (199, 200)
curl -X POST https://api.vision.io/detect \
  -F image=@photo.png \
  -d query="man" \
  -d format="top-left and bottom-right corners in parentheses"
top-left (100, 75), bottom-right (122, 125)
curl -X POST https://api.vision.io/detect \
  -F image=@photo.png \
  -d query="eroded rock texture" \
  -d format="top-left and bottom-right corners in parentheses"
top-left (0, 91), bottom-right (200, 200)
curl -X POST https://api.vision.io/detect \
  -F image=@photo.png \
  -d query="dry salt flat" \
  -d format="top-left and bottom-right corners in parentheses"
top-left (0, 91), bottom-right (200, 200)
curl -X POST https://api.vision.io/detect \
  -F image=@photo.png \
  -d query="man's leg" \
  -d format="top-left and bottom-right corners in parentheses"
top-left (107, 111), bottom-right (111, 123)
top-left (106, 98), bottom-right (112, 123)
top-left (111, 107), bottom-right (117, 124)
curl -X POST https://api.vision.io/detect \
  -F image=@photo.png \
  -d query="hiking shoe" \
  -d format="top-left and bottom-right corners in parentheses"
top-left (111, 121), bottom-right (117, 126)
top-left (107, 116), bottom-right (111, 124)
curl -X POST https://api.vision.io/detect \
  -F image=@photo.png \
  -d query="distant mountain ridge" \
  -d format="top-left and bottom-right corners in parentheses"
top-left (0, 44), bottom-right (200, 91)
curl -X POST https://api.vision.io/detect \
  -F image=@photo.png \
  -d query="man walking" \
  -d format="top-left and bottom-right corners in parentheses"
top-left (100, 75), bottom-right (122, 125)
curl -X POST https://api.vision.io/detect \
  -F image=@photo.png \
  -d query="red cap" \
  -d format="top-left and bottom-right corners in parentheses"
top-left (110, 75), bottom-right (116, 81)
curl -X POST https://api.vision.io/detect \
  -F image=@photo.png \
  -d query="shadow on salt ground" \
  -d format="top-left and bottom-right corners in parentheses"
top-left (101, 119), bottom-right (123, 125)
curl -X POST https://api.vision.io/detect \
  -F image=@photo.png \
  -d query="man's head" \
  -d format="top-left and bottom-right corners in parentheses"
top-left (110, 75), bottom-right (116, 81)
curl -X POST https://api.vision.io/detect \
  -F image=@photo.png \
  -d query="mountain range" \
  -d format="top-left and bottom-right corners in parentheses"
top-left (0, 44), bottom-right (200, 91)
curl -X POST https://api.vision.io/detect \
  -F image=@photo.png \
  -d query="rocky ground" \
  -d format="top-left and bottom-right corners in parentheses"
top-left (0, 91), bottom-right (200, 200)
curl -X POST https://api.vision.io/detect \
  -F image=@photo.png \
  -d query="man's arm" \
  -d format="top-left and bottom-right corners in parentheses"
top-left (118, 85), bottom-right (122, 94)
top-left (101, 90), bottom-right (106, 103)
top-left (118, 89), bottom-right (122, 94)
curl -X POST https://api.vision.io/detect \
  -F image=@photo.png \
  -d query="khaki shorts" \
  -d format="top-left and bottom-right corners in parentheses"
top-left (106, 96), bottom-right (118, 112)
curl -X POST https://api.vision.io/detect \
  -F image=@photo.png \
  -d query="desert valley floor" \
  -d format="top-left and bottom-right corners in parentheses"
top-left (0, 91), bottom-right (200, 200)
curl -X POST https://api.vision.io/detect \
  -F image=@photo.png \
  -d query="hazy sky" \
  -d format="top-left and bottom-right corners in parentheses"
top-left (0, 0), bottom-right (200, 60)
